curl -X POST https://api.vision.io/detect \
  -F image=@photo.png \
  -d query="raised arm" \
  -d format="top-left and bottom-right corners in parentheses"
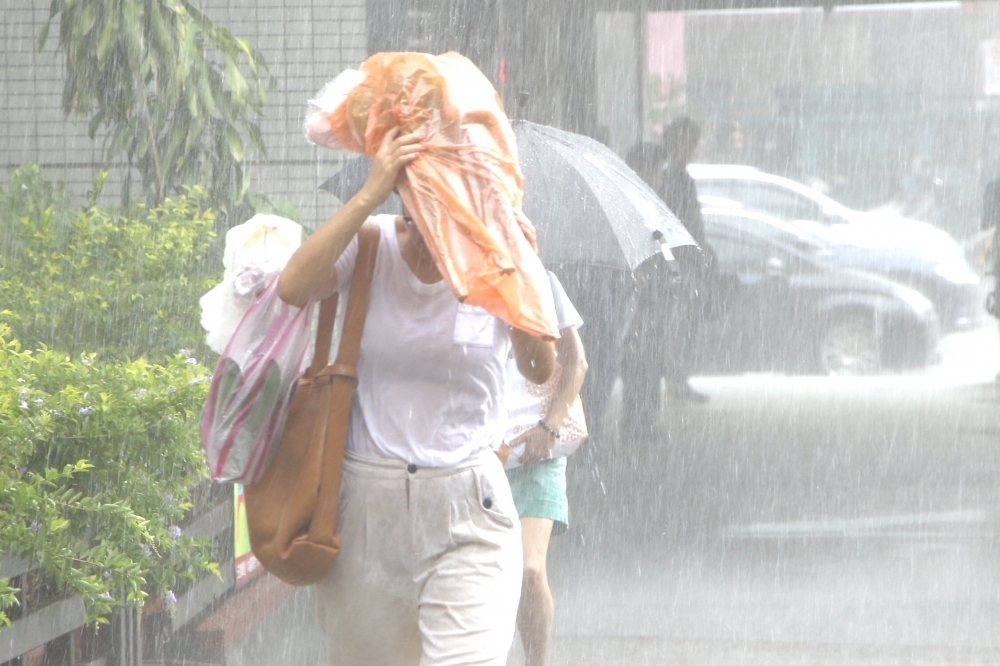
top-left (277, 129), bottom-right (425, 306)
top-left (541, 326), bottom-right (587, 432)
top-left (515, 325), bottom-right (588, 467)
top-left (510, 328), bottom-right (556, 387)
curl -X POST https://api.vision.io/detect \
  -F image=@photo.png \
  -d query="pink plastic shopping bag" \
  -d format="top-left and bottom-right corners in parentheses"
top-left (200, 280), bottom-right (314, 483)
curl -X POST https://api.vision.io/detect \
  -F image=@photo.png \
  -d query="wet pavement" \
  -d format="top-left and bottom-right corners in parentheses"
top-left (227, 320), bottom-right (1000, 665)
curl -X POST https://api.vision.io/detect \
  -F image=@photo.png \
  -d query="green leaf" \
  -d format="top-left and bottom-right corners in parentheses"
top-left (122, 6), bottom-right (144, 73)
top-left (87, 109), bottom-right (106, 139)
top-left (183, 116), bottom-right (206, 155)
top-left (235, 38), bottom-right (257, 78)
top-left (223, 126), bottom-right (243, 162)
top-left (147, 3), bottom-right (175, 65)
top-left (77, 2), bottom-right (98, 38)
top-left (224, 59), bottom-right (248, 106)
top-left (49, 518), bottom-right (71, 532)
top-left (61, 77), bottom-right (77, 116)
top-left (246, 123), bottom-right (265, 157)
top-left (96, 11), bottom-right (118, 69)
top-left (186, 90), bottom-right (200, 119)
top-left (107, 127), bottom-right (132, 161)
top-left (37, 22), bottom-right (51, 51)
top-left (197, 68), bottom-right (215, 112)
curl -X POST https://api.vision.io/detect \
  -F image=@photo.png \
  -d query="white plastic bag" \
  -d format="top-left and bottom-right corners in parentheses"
top-left (199, 214), bottom-right (302, 354)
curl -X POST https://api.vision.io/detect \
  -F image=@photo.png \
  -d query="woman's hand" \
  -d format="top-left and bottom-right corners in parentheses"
top-left (357, 128), bottom-right (426, 209)
top-left (510, 425), bottom-right (555, 467)
top-left (277, 128), bottom-right (424, 307)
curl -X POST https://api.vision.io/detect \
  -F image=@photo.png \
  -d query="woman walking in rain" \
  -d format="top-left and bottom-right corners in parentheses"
top-left (503, 272), bottom-right (588, 666)
top-left (277, 128), bottom-right (555, 666)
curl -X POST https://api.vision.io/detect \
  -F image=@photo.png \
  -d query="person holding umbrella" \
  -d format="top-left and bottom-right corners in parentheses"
top-left (658, 116), bottom-right (717, 403)
top-left (278, 128), bottom-right (556, 666)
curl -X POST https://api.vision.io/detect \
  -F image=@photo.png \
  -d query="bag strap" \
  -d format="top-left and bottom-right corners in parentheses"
top-left (308, 294), bottom-right (339, 377)
top-left (305, 222), bottom-right (380, 377)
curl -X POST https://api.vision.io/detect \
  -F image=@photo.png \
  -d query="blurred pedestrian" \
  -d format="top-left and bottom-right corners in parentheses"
top-left (503, 272), bottom-right (588, 666)
top-left (625, 141), bottom-right (667, 192)
top-left (716, 119), bottom-right (747, 164)
top-left (983, 176), bottom-right (1000, 381)
top-left (618, 252), bottom-right (676, 431)
top-left (615, 142), bottom-right (678, 432)
top-left (659, 116), bottom-right (716, 403)
top-left (549, 264), bottom-right (636, 440)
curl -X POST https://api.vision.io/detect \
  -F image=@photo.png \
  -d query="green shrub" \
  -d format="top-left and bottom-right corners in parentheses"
top-left (0, 332), bottom-right (216, 624)
top-left (0, 166), bottom-right (222, 624)
top-left (0, 165), bottom-right (218, 361)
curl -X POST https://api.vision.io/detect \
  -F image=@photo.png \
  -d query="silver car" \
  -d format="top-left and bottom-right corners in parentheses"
top-left (689, 164), bottom-right (981, 332)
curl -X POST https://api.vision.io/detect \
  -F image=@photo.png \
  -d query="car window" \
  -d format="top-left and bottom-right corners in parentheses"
top-left (709, 232), bottom-right (805, 278)
top-left (698, 179), bottom-right (823, 221)
top-left (709, 234), bottom-right (773, 274)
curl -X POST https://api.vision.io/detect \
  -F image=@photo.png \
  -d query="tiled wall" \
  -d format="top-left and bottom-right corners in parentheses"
top-left (0, 0), bottom-right (367, 227)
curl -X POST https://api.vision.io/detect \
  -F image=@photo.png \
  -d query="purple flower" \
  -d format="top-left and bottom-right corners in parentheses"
top-left (164, 590), bottom-right (177, 609)
top-left (30, 520), bottom-right (40, 532)
top-left (167, 386), bottom-right (177, 394)
top-left (141, 544), bottom-right (152, 557)
top-left (135, 388), bottom-right (147, 398)
top-left (102, 571), bottom-right (112, 580)
top-left (167, 525), bottom-right (182, 539)
top-left (78, 406), bottom-right (92, 416)
top-left (162, 493), bottom-right (174, 503)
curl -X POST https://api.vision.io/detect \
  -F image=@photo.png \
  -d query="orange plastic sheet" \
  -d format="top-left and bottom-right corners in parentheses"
top-left (306, 52), bottom-right (559, 339)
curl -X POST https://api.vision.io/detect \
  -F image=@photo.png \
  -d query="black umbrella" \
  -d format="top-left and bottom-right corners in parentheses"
top-left (319, 120), bottom-right (695, 270)
top-left (319, 157), bottom-right (403, 216)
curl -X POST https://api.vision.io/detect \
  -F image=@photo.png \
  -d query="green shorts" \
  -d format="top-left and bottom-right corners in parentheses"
top-left (505, 456), bottom-right (568, 535)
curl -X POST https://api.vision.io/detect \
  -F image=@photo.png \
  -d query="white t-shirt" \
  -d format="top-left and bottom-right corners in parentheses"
top-left (334, 215), bottom-right (511, 467)
top-left (503, 272), bottom-right (583, 442)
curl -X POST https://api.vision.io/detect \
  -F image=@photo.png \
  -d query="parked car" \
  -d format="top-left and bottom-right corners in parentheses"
top-left (693, 208), bottom-right (941, 375)
top-left (689, 164), bottom-right (981, 332)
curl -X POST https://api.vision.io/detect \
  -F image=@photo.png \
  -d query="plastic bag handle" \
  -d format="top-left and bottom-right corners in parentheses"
top-left (305, 222), bottom-right (381, 377)
top-left (307, 294), bottom-right (340, 378)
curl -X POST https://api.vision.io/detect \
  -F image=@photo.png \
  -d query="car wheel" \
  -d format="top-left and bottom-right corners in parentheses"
top-left (818, 315), bottom-right (881, 376)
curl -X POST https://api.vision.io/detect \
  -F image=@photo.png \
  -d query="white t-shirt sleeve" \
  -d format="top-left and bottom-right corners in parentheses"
top-left (547, 271), bottom-right (583, 332)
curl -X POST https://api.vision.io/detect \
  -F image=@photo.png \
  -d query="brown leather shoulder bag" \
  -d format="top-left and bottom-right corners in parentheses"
top-left (244, 222), bottom-right (380, 585)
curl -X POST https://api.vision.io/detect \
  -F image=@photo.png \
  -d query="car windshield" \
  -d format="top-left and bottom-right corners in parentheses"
top-left (704, 210), bottom-right (833, 260)
top-left (694, 171), bottom-right (857, 225)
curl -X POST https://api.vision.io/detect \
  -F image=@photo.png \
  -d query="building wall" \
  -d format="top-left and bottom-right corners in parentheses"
top-left (683, 3), bottom-right (997, 121)
top-left (638, 3), bottom-right (1000, 235)
top-left (0, 0), bottom-right (367, 228)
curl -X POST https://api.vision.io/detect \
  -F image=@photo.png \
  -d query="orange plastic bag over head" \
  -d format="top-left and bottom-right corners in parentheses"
top-left (305, 52), bottom-right (559, 339)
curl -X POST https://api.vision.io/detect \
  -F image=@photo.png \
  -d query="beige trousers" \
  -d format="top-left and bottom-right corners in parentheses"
top-left (316, 450), bottom-right (522, 666)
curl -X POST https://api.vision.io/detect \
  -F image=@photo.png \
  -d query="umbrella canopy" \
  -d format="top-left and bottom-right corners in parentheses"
top-left (319, 120), bottom-right (696, 270)
top-left (514, 121), bottom-right (694, 269)
top-left (319, 158), bottom-right (403, 216)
